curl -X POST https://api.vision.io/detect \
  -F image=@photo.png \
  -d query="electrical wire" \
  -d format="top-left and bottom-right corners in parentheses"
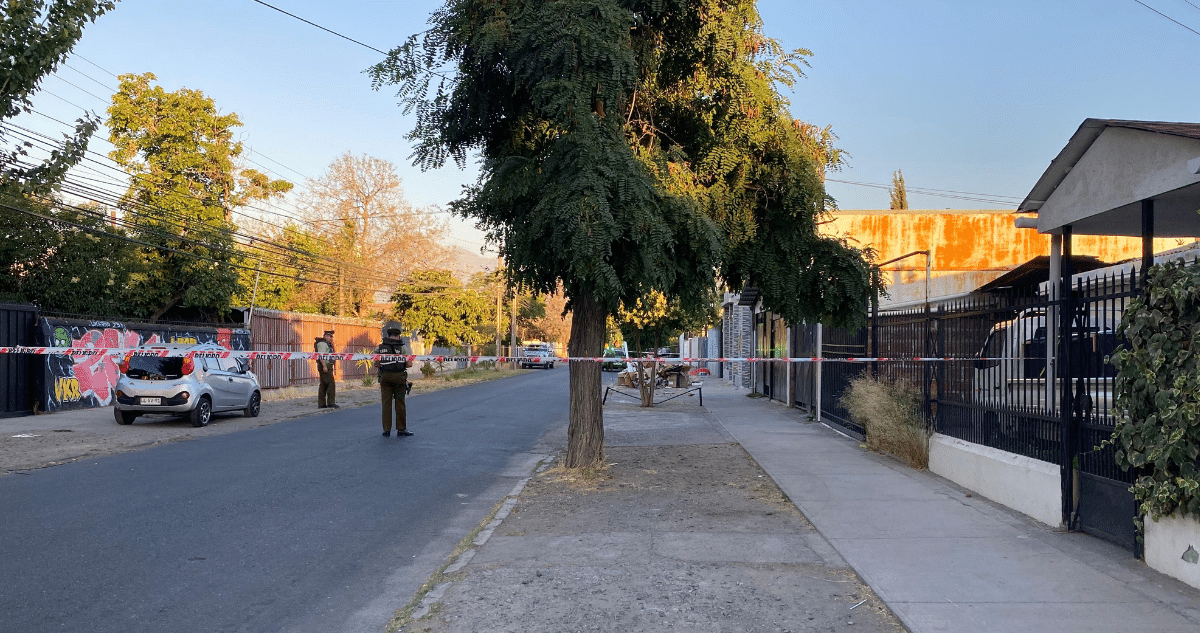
top-left (247, 0), bottom-right (389, 55)
top-left (1132, 0), bottom-right (1200, 37)
top-left (825, 177), bottom-right (1022, 207)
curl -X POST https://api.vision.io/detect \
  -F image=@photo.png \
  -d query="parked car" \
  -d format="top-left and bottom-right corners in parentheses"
top-left (601, 348), bottom-right (630, 372)
top-left (113, 343), bottom-right (261, 427)
top-left (519, 346), bottom-right (555, 370)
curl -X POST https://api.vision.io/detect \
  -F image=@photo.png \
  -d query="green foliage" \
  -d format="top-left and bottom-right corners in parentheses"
top-left (233, 222), bottom-right (329, 312)
top-left (368, 0), bottom-right (878, 330)
top-left (889, 170), bottom-right (908, 210)
top-left (0, 196), bottom-right (137, 314)
top-left (1108, 261), bottom-right (1200, 522)
top-left (392, 269), bottom-right (492, 350)
top-left (1, 1), bottom-right (116, 194)
top-left (107, 72), bottom-right (292, 321)
top-left (419, 361), bottom-right (436, 378)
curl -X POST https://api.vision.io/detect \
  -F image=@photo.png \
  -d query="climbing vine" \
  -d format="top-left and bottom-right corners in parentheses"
top-left (1108, 260), bottom-right (1200, 522)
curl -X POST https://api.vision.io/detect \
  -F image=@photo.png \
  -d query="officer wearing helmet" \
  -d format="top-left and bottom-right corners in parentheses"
top-left (376, 321), bottom-right (413, 437)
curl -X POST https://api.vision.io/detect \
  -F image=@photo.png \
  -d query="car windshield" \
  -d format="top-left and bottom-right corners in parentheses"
top-left (125, 355), bottom-right (185, 379)
top-left (604, 350), bottom-right (626, 358)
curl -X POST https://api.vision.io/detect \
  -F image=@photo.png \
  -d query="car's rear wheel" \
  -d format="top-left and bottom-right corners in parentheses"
top-left (244, 391), bottom-right (261, 418)
top-left (114, 408), bottom-right (136, 425)
top-left (190, 396), bottom-right (212, 427)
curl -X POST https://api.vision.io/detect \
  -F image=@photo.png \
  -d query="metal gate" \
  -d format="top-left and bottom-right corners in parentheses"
top-left (0, 304), bottom-right (37, 418)
top-left (1064, 267), bottom-right (1140, 551)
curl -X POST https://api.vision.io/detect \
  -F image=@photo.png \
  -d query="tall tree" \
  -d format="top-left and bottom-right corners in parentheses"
top-left (889, 169), bottom-right (908, 210)
top-left (371, 0), bottom-right (879, 468)
top-left (391, 269), bottom-right (491, 351)
top-left (298, 152), bottom-right (450, 317)
top-left (107, 72), bottom-right (292, 321)
top-left (1, 0), bottom-right (116, 194)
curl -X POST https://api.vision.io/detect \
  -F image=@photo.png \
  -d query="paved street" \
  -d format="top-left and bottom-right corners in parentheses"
top-left (0, 369), bottom-right (567, 633)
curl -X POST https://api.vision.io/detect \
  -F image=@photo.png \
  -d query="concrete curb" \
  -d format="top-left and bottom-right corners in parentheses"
top-left (406, 457), bottom-right (551, 622)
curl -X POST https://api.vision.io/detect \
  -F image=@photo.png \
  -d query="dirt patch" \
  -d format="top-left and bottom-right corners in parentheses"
top-left (0, 367), bottom-right (522, 476)
top-left (400, 443), bottom-right (906, 633)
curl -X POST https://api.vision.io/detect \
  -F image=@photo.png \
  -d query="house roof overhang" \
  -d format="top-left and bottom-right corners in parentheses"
top-left (975, 255), bottom-right (1107, 293)
top-left (1019, 119), bottom-right (1200, 237)
top-left (737, 286), bottom-right (761, 307)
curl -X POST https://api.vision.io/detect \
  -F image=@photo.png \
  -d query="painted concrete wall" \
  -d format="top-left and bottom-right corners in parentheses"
top-left (928, 433), bottom-right (1063, 528)
top-left (821, 210), bottom-right (1186, 306)
top-left (1039, 128), bottom-right (1200, 234)
top-left (1143, 513), bottom-right (1200, 591)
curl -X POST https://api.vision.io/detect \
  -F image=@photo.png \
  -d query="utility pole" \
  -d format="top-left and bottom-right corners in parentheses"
top-left (495, 256), bottom-right (503, 358)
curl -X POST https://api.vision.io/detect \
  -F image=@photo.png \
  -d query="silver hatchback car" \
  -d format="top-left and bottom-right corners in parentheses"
top-left (112, 343), bottom-right (261, 427)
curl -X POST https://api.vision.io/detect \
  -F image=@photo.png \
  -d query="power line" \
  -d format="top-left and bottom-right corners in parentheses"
top-left (1133, 0), bottom-right (1200, 37)
top-left (248, 0), bottom-right (388, 55)
top-left (825, 177), bottom-right (1021, 207)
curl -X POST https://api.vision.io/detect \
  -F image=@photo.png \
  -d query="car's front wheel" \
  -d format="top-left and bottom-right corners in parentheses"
top-left (190, 396), bottom-right (212, 427)
top-left (244, 391), bottom-right (261, 418)
top-left (114, 408), bottom-right (136, 425)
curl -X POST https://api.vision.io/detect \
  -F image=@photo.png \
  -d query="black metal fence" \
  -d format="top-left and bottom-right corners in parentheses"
top-left (791, 261), bottom-right (1156, 550)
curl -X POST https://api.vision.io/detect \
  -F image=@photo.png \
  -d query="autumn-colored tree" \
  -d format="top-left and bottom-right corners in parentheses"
top-left (298, 152), bottom-right (450, 317)
top-left (107, 72), bottom-right (292, 321)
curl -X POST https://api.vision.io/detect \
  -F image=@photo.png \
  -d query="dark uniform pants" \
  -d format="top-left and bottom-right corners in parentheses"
top-left (317, 366), bottom-right (336, 407)
top-left (380, 370), bottom-right (408, 432)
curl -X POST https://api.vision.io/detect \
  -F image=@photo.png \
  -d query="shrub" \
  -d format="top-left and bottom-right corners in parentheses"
top-left (840, 375), bottom-right (929, 469)
top-left (1107, 260), bottom-right (1200, 523)
top-left (420, 361), bottom-right (436, 378)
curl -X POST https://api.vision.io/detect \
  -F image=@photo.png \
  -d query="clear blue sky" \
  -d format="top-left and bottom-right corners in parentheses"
top-left (17, 0), bottom-right (1200, 250)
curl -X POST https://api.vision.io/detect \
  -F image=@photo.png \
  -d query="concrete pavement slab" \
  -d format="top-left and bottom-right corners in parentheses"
top-left (701, 384), bottom-right (1200, 633)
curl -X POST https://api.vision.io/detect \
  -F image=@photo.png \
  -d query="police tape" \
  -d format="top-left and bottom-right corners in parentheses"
top-left (0, 347), bottom-right (976, 363)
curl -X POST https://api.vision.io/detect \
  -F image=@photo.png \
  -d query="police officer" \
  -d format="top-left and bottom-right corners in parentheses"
top-left (315, 329), bottom-right (339, 409)
top-left (376, 321), bottom-right (412, 437)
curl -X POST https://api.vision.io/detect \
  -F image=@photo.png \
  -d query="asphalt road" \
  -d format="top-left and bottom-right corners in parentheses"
top-left (0, 368), bottom-right (569, 633)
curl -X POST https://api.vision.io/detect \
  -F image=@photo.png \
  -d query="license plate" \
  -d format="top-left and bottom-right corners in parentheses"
top-left (140, 397), bottom-right (162, 405)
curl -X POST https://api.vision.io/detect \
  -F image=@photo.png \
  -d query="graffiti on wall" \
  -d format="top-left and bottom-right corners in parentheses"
top-left (39, 318), bottom-right (250, 412)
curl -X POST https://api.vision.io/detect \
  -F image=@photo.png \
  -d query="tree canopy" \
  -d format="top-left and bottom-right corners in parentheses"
top-left (107, 72), bottom-right (292, 321)
top-left (391, 269), bottom-right (492, 351)
top-left (1, 0), bottom-right (116, 194)
top-left (370, 0), bottom-right (880, 467)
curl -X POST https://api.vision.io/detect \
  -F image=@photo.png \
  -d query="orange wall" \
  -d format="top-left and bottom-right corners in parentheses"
top-left (822, 210), bottom-right (1191, 298)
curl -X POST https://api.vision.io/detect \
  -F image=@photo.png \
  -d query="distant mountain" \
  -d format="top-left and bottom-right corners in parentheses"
top-left (448, 245), bottom-right (498, 282)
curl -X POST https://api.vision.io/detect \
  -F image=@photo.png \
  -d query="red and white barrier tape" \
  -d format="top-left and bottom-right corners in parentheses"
top-left (0, 347), bottom-right (977, 363)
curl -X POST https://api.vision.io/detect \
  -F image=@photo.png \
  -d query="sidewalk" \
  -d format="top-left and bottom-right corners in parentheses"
top-left (706, 384), bottom-right (1200, 633)
top-left (410, 382), bottom-right (1200, 633)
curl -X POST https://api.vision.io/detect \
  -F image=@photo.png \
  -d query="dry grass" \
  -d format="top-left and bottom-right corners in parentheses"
top-left (840, 376), bottom-right (930, 469)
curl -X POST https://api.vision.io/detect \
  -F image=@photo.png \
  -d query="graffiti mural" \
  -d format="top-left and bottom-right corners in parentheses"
top-left (37, 318), bottom-right (250, 412)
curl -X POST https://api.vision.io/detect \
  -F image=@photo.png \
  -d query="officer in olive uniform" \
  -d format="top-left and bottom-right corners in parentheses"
top-left (315, 329), bottom-right (339, 409)
top-left (376, 322), bottom-right (412, 437)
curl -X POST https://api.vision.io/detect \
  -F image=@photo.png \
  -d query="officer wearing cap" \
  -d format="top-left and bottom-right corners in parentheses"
top-left (375, 321), bottom-right (412, 437)
top-left (315, 329), bottom-right (339, 409)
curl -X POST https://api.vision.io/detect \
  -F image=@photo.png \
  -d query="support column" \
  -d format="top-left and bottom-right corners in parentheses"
top-left (1141, 199), bottom-right (1155, 284)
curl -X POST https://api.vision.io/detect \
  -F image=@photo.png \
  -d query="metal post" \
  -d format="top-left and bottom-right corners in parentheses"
top-left (1141, 199), bottom-right (1155, 284)
top-left (1059, 225), bottom-right (1076, 529)
top-left (814, 323), bottom-right (823, 422)
top-left (1047, 234), bottom-right (1061, 413)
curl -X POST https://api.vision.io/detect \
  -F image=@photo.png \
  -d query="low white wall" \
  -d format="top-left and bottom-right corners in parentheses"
top-left (1144, 513), bottom-right (1200, 591)
top-left (928, 433), bottom-right (1063, 528)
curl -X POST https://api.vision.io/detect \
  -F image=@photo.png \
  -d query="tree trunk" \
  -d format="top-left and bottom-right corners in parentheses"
top-left (565, 289), bottom-right (606, 469)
